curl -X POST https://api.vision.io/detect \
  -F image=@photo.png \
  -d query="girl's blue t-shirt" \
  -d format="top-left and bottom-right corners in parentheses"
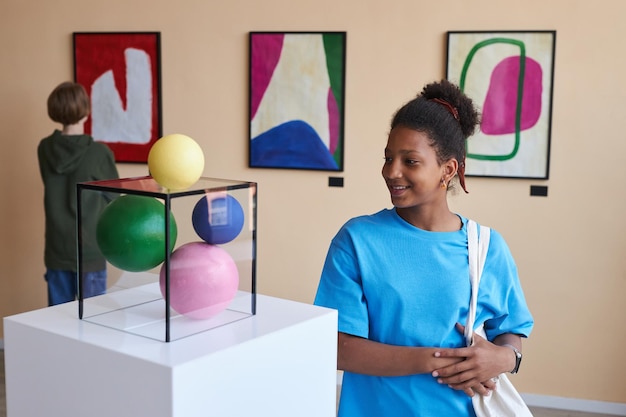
top-left (314, 208), bottom-right (534, 417)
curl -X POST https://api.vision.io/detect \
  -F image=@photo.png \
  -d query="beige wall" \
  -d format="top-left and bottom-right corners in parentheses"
top-left (2, 0), bottom-right (625, 405)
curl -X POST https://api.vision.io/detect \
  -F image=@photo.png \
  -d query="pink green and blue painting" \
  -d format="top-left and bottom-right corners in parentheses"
top-left (249, 32), bottom-right (346, 171)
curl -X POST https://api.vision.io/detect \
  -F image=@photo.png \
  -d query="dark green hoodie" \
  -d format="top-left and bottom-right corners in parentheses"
top-left (38, 130), bottom-right (119, 271)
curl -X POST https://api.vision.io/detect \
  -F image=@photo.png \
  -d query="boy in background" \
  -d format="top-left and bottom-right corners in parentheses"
top-left (38, 81), bottom-right (119, 305)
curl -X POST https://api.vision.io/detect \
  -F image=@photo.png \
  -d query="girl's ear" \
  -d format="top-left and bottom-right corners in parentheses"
top-left (443, 158), bottom-right (459, 183)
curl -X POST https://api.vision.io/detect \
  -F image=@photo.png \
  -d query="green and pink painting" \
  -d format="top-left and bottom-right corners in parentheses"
top-left (447, 31), bottom-right (556, 179)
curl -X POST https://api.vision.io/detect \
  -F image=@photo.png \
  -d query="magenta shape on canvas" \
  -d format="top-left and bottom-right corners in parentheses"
top-left (327, 87), bottom-right (339, 154)
top-left (250, 34), bottom-right (284, 120)
top-left (481, 56), bottom-right (543, 135)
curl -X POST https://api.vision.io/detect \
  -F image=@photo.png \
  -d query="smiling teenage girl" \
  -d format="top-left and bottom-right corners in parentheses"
top-left (314, 79), bottom-right (533, 417)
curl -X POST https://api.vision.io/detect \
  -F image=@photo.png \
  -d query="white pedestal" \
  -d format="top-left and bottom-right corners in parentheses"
top-left (3, 291), bottom-right (337, 417)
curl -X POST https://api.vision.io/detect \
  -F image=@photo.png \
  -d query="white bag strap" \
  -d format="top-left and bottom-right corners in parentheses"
top-left (465, 219), bottom-right (491, 347)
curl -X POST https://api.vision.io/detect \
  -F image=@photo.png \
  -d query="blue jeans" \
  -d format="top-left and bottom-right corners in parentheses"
top-left (45, 269), bottom-right (107, 306)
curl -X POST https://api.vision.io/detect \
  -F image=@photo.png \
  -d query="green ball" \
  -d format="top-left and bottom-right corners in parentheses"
top-left (96, 195), bottom-right (178, 272)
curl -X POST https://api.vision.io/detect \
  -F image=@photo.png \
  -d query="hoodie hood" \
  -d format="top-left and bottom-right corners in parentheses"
top-left (39, 129), bottom-right (94, 175)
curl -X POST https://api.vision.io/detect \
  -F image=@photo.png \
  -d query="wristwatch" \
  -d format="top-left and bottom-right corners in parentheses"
top-left (503, 344), bottom-right (522, 374)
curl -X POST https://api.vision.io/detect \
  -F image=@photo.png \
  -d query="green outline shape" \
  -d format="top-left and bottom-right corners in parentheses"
top-left (460, 38), bottom-right (525, 161)
top-left (323, 33), bottom-right (345, 167)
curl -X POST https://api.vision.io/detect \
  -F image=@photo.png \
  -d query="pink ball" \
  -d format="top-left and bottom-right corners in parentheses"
top-left (159, 242), bottom-right (239, 319)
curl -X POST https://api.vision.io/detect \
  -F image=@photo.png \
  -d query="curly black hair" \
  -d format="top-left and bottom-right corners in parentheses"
top-left (390, 79), bottom-right (480, 192)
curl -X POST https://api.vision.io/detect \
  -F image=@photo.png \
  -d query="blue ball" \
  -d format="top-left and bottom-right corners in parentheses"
top-left (192, 194), bottom-right (244, 244)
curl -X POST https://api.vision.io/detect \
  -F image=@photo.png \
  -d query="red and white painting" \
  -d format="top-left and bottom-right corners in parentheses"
top-left (74, 32), bottom-right (161, 163)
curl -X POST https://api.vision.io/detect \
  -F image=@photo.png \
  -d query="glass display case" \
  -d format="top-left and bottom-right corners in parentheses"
top-left (76, 176), bottom-right (257, 342)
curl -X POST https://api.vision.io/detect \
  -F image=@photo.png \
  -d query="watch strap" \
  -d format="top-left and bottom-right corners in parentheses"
top-left (502, 343), bottom-right (522, 374)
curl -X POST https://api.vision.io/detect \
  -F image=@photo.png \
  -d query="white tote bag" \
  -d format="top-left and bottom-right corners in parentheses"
top-left (466, 220), bottom-right (533, 417)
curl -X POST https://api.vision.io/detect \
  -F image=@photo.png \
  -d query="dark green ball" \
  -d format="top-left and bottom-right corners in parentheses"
top-left (96, 195), bottom-right (178, 272)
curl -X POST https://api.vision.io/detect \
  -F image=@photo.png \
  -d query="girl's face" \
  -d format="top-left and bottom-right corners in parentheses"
top-left (382, 126), bottom-right (453, 210)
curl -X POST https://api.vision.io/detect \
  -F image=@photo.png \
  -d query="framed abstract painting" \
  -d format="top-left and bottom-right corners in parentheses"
top-left (73, 32), bottom-right (162, 163)
top-left (446, 31), bottom-right (556, 179)
top-left (249, 31), bottom-right (347, 171)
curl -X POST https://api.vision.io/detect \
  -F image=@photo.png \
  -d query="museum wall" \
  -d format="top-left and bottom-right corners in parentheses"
top-left (1, 0), bottom-right (625, 405)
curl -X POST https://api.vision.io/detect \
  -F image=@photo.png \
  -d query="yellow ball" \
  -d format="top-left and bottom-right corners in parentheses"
top-left (148, 134), bottom-right (205, 190)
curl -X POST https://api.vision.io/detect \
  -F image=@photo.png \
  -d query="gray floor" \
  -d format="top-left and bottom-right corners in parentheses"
top-left (0, 349), bottom-right (617, 417)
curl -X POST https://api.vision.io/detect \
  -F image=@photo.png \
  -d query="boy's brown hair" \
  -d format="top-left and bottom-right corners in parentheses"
top-left (47, 82), bottom-right (90, 126)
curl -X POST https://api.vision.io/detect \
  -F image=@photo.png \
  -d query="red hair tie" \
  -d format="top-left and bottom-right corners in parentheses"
top-left (430, 98), bottom-right (460, 122)
top-left (458, 159), bottom-right (469, 194)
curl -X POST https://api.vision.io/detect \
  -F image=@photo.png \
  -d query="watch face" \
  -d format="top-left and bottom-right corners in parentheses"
top-left (512, 350), bottom-right (522, 373)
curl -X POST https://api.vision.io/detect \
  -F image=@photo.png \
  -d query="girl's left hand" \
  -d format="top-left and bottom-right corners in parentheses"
top-left (431, 324), bottom-right (515, 397)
